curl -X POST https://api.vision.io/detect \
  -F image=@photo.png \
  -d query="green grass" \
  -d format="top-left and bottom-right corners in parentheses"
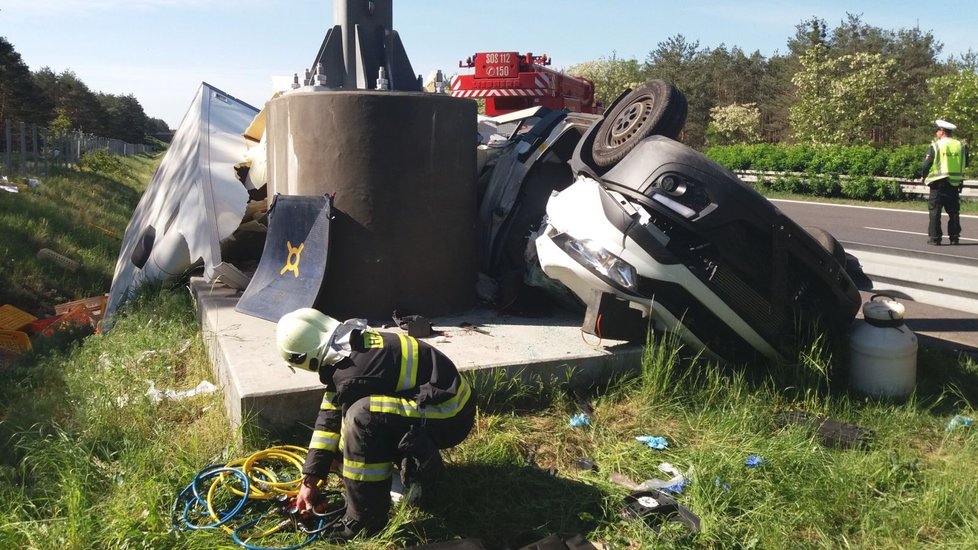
top-left (1, 157), bottom-right (977, 548)
top-left (0, 154), bottom-right (156, 316)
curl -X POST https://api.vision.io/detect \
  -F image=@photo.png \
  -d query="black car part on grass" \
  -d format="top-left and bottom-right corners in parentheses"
top-left (775, 409), bottom-right (875, 450)
top-left (623, 489), bottom-right (701, 534)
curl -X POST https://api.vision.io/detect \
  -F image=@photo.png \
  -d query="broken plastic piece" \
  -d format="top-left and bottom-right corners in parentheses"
top-left (55, 294), bottom-right (108, 323)
top-left (0, 305), bottom-right (38, 331)
top-left (745, 455), bottom-right (765, 468)
top-left (212, 262), bottom-right (251, 290)
top-left (570, 413), bottom-right (591, 427)
top-left (635, 435), bottom-right (668, 450)
top-left (0, 329), bottom-right (32, 355)
top-left (634, 463), bottom-right (688, 494)
top-left (947, 415), bottom-right (974, 431)
top-left (575, 458), bottom-right (598, 472)
top-left (146, 380), bottom-right (218, 404)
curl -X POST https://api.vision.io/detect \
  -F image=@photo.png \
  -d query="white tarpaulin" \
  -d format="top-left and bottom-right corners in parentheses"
top-left (105, 83), bottom-right (259, 320)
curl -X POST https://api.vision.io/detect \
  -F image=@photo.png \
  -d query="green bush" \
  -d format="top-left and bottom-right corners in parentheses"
top-left (784, 144), bottom-right (814, 172)
top-left (751, 143), bottom-right (787, 171)
top-left (873, 180), bottom-right (905, 201)
top-left (705, 144), bottom-right (751, 170)
top-left (78, 148), bottom-right (126, 177)
top-left (886, 145), bottom-right (926, 179)
top-left (845, 145), bottom-right (886, 176)
top-left (772, 174), bottom-right (804, 193)
top-left (842, 175), bottom-right (877, 200)
top-left (706, 143), bottom-right (939, 180)
top-left (808, 174), bottom-right (842, 197)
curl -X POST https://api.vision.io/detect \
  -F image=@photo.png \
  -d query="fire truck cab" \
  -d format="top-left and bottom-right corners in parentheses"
top-left (451, 52), bottom-right (598, 116)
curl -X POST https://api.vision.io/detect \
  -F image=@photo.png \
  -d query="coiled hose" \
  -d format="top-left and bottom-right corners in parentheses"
top-left (171, 445), bottom-right (345, 549)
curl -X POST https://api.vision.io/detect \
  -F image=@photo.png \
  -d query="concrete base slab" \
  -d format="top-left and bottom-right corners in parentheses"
top-left (192, 277), bottom-right (643, 439)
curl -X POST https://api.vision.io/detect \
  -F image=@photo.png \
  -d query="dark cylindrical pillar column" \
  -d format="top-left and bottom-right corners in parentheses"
top-left (266, 90), bottom-right (477, 320)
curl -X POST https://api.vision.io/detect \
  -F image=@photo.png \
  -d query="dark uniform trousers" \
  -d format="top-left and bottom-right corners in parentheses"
top-left (303, 329), bottom-right (476, 533)
top-left (928, 178), bottom-right (961, 241)
top-left (340, 391), bottom-right (476, 529)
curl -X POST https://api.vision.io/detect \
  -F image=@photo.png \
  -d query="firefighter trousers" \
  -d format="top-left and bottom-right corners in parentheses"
top-left (339, 393), bottom-right (476, 531)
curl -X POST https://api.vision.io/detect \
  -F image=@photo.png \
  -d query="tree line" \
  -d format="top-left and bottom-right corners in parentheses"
top-left (568, 14), bottom-right (978, 150)
top-left (0, 36), bottom-right (169, 144)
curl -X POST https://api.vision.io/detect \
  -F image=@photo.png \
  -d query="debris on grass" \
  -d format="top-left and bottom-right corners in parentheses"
top-left (947, 415), bottom-right (974, 431)
top-left (610, 463), bottom-right (689, 494)
top-left (623, 489), bottom-right (701, 534)
top-left (714, 477), bottom-right (731, 492)
top-left (36, 248), bottom-right (80, 272)
top-left (775, 409), bottom-right (874, 449)
top-left (570, 412), bottom-right (591, 427)
top-left (575, 458), bottom-right (598, 472)
top-left (635, 435), bottom-right (669, 450)
top-left (745, 455), bottom-right (766, 468)
top-left (146, 379), bottom-right (218, 403)
top-left (0, 329), bottom-right (33, 356)
top-left (0, 304), bottom-right (38, 330)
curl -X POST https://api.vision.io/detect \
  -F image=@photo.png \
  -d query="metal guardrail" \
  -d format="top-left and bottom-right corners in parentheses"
top-left (736, 170), bottom-right (978, 198)
top-left (0, 118), bottom-right (148, 178)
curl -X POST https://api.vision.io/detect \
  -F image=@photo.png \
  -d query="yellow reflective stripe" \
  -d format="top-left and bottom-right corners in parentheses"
top-left (363, 330), bottom-right (384, 349)
top-left (396, 334), bottom-right (419, 392)
top-left (369, 378), bottom-right (471, 420)
top-left (320, 391), bottom-right (338, 411)
top-left (370, 396), bottom-right (423, 418)
top-left (309, 430), bottom-right (340, 451)
top-left (342, 459), bottom-right (392, 482)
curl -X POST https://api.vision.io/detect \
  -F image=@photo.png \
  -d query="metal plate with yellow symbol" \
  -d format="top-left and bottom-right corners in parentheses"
top-left (235, 194), bottom-right (333, 322)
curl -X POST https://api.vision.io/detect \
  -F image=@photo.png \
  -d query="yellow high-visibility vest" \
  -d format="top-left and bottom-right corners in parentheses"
top-left (925, 137), bottom-right (965, 186)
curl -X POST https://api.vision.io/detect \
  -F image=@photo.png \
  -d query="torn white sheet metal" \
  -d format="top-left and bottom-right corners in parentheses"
top-left (105, 82), bottom-right (258, 320)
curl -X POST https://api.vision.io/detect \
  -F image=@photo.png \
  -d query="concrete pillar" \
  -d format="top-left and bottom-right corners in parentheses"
top-left (266, 90), bottom-right (478, 319)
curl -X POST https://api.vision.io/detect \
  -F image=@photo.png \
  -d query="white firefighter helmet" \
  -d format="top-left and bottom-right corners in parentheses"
top-left (276, 308), bottom-right (341, 372)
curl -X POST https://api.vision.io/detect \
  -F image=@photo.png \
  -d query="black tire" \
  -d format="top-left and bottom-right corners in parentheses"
top-left (804, 226), bottom-right (846, 265)
top-left (591, 79), bottom-right (688, 167)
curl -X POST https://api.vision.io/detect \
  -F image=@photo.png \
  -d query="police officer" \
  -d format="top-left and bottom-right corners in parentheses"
top-left (276, 308), bottom-right (476, 539)
top-left (921, 119), bottom-right (969, 245)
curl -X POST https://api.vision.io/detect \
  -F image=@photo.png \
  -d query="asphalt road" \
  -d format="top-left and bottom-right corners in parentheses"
top-left (771, 199), bottom-right (978, 260)
top-left (768, 199), bottom-right (978, 355)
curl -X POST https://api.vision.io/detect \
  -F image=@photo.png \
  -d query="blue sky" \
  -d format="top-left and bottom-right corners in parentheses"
top-left (2, 0), bottom-right (975, 129)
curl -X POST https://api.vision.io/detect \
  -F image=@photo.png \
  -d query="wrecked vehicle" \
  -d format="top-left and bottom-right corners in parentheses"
top-left (530, 81), bottom-right (862, 361)
top-left (477, 80), bottom-right (862, 362)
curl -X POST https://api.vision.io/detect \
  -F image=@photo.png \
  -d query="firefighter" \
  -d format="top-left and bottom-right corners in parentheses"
top-left (276, 308), bottom-right (476, 540)
top-left (921, 119), bottom-right (969, 245)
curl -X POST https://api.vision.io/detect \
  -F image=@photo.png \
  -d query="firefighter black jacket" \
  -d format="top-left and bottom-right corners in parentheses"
top-left (301, 329), bottom-right (471, 477)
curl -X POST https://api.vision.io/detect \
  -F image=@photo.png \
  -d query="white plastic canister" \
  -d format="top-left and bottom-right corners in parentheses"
top-left (849, 295), bottom-right (918, 397)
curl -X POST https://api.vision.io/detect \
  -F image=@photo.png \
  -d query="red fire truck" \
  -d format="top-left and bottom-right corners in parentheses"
top-left (450, 52), bottom-right (598, 116)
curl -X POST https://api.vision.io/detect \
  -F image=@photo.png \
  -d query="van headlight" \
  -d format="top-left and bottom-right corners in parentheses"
top-left (562, 237), bottom-right (638, 291)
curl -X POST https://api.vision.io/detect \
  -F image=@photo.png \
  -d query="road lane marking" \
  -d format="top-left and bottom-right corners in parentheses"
top-left (864, 227), bottom-right (978, 242)
top-left (771, 198), bottom-right (978, 219)
top-left (843, 240), bottom-right (978, 260)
